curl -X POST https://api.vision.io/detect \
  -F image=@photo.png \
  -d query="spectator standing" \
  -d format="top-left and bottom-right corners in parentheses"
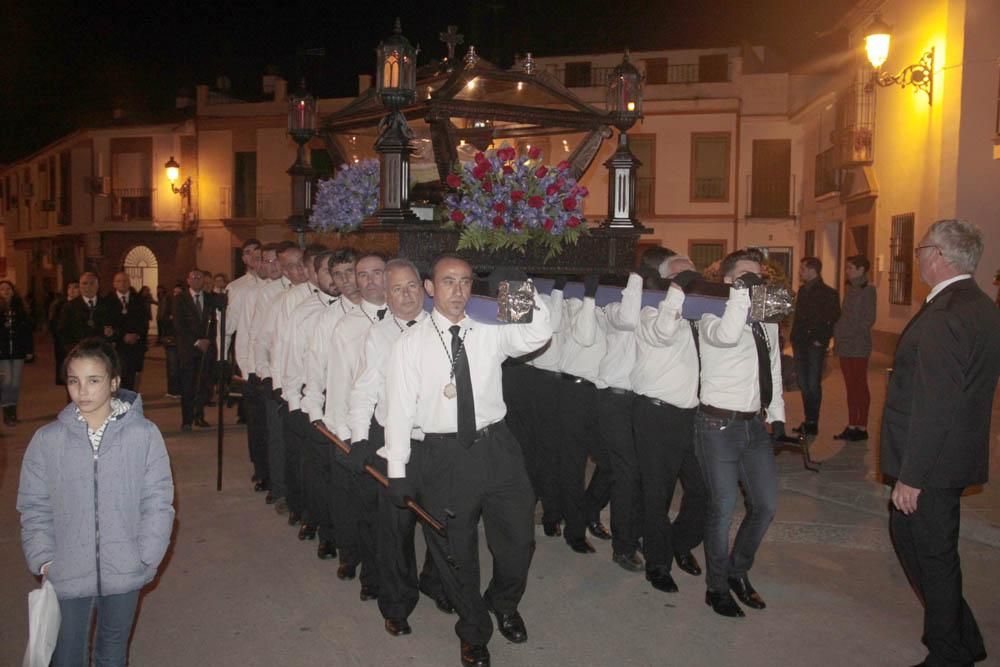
top-left (833, 256), bottom-right (877, 441)
top-left (0, 281), bottom-right (34, 425)
top-left (49, 281), bottom-right (80, 385)
top-left (790, 257), bottom-right (841, 436)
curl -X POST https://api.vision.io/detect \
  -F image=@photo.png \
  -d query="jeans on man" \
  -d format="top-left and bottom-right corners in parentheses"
top-left (695, 412), bottom-right (777, 592)
top-left (54, 589), bottom-right (141, 667)
top-left (794, 342), bottom-right (826, 425)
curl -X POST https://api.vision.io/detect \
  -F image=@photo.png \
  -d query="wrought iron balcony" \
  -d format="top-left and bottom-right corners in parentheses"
top-left (110, 188), bottom-right (153, 221)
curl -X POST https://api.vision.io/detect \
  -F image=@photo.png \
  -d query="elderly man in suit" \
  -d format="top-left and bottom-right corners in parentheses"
top-left (881, 219), bottom-right (1000, 667)
top-left (174, 269), bottom-right (217, 431)
top-left (108, 272), bottom-right (149, 391)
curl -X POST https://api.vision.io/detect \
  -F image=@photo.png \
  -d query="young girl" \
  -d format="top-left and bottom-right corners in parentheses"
top-left (17, 337), bottom-right (175, 666)
top-left (0, 280), bottom-right (34, 425)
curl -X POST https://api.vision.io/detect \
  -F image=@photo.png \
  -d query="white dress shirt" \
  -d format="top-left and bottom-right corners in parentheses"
top-left (926, 274), bottom-right (972, 302)
top-left (348, 310), bottom-right (428, 445)
top-left (249, 276), bottom-right (292, 380)
top-left (271, 282), bottom-right (316, 392)
top-left (281, 290), bottom-right (337, 412)
top-left (384, 297), bottom-right (552, 478)
top-left (527, 289), bottom-right (564, 371)
top-left (698, 287), bottom-right (785, 423)
top-left (324, 301), bottom-right (386, 438)
top-left (596, 274), bottom-right (643, 390)
top-left (632, 286), bottom-right (700, 408)
top-left (226, 272), bottom-right (263, 376)
top-left (301, 298), bottom-right (357, 422)
top-left (558, 296), bottom-right (605, 384)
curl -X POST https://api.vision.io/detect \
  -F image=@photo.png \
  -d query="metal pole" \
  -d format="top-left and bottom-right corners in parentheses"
top-left (216, 302), bottom-right (227, 491)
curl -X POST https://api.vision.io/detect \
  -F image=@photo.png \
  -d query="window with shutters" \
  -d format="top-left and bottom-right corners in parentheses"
top-left (690, 133), bottom-right (730, 202)
top-left (698, 54), bottom-right (729, 82)
top-left (889, 213), bottom-right (915, 305)
top-left (645, 58), bottom-right (670, 85)
top-left (631, 135), bottom-right (655, 216)
top-left (689, 240), bottom-right (727, 272)
top-left (804, 230), bottom-right (815, 258)
top-left (564, 62), bottom-right (592, 88)
top-left (233, 151), bottom-right (257, 218)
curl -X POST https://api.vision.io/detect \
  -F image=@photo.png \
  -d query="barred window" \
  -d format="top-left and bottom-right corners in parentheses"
top-left (889, 213), bottom-right (915, 305)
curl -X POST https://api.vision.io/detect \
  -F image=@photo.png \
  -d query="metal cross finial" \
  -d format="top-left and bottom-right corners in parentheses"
top-left (464, 45), bottom-right (480, 68)
top-left (439, 25), bottom-right (464, 63)
top-left (522, 52), bottom-right (536, 75)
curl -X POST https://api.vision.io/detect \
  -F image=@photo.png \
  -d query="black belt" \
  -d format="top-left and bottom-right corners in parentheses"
top-left (602, 387), bottom-right (632, 397)
top-left (531, 367), bottom-right (563, 379)
top-left (559, 373), bottom-right (595, 388)
top-left (423, 420), bottom-right (506, 442)
top-left (698, 403), bottom-right (760, 421)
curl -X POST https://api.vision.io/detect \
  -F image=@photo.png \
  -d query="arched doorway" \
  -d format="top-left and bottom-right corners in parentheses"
top-left (122, 245), bottom-right (159, 335)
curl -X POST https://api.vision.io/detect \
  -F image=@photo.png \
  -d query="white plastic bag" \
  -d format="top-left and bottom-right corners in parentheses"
top-left (22, 578), bottom-right (61, 667)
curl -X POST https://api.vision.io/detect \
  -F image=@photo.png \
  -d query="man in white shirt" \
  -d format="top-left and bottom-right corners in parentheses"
top-left (251, 243), bottom-right (305, 515)
top-left (555, 274), bottom-right (615, 555)
top-left (341, 258), bottom-right (447, 636)
top-left (631, 256), bottom-right (708, 590)
top-left (384, 254), bottom-right (551, 667)
top-left (696, 249), bottom-right (785, 618)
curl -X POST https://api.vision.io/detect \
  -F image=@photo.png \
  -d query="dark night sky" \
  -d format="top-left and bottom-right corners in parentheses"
top-left (0, 0), bottom-right (855, 163)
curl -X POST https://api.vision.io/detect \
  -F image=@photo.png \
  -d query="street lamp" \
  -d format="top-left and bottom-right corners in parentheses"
top-left (287, 80), bottom-right (318, 247)
top-left (373, 18), bottom-right (419, 224)
top-left (164, 156), bottom-right (193, 225)
top-left (863, 14), bottom-right (934, 105)
top-left (603, 50), bottom-right (645, 230)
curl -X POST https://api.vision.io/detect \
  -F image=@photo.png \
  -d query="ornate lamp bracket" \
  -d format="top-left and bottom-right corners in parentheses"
top-left (872, 46), bottom-right (934, 105)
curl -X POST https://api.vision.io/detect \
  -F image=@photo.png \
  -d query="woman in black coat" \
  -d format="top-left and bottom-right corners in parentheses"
top-left (0, 280), bottom-right (34, 425)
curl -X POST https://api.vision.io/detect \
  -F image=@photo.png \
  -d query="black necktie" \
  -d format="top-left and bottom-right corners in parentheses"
top-left (406, 320), bottom-right (417, 327)
top-left (450, 325), bottom-right (476, 448)
top-left (377, 308), bottom-right (387, 321)
top-left (195, 293), bottom-right (203, 318)
top-left (121, 295), bottom-right (127, 312)
top-left (751, 322), bottom-right (773, 410)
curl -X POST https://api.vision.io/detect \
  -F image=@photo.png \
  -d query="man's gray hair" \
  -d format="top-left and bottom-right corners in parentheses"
top-left (661, 254), bottom-right (694, 277)
top-left (385, 258), bottom-right (421, 280)
top-left (927, 219), bottom-right (983, 273)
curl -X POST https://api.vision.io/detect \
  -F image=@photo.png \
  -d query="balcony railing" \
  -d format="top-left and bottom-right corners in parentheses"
top-left (111, 188), bottom-right (153, 221)
top-left (546, 62), bottom-right (720, 88)
top-left (219, 186), bottom-right (277, 220)
top-left (635, 177), bottom-right (655, 215)
top-left (693, 177), bottom-right (726, 200)
top-left (814, 147), bottom-right (840, 198)
top-left (832, 78), bottom-right (876, 166)
top-left (747, 173), bottom-right (794, 218)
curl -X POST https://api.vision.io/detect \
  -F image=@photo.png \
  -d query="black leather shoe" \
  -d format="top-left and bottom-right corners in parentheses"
top-left (728, 575), bottom-right (766, 609)
top-left (181, 424), bottom-right (192, 432)
top-left (254, 480), bottom-right (268, 492)
top-left (420, 585), bottom-right (455, 614)
top-left (274, 498), bottom-right (288, 515)
top-left (832, 427), bottom-right (853, 440)
top-left (338, 562), bottom-right (358, 580)
top-left (264, 491), bottom-right (275, 504)
top-left (567, 538), bottom-right (596, 554)
top-left (287, 511), bottom-right (301, 526)
top-left (317, 540), bottom-right (337, 560)
top-left (845, 428), bottom-right (869, 441)
top-left (612, 551), bottom-right (644, 572)
top-left (194, 417), bottom-right (211, 428)
top-left (646, 570), bottom-right (679, 593)
top-left (360, 585), bottom-right (379, 601)
top-left (587, 521), bottom-right (612, 540)
top-left (542, 521), bottom-right (562, 537)
top-left (706, 589), bottom-right (745, 617)
top-left (461, 642), bottom-right (491, 667)
top-left (487, 604), bottom-right (527, 644)
top-left (298, 524), bottom-right (317, 541)
top-left (384, 618), bottom-right (412, 636)
top-left (674, 551), bottom-right (702, 576)
top-left (793, 421), bottom-right (818, 436)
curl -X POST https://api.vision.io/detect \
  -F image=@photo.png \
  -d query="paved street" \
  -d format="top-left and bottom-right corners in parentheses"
top-left (2, 338), bottom-right (999, 666)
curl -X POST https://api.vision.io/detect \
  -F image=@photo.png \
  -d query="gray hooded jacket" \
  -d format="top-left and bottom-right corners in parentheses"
top-left (17, 390), bottom-right (175, 599)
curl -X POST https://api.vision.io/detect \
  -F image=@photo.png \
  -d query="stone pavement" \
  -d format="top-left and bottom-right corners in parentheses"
top-left (1, 338), bottom-right (998, 666)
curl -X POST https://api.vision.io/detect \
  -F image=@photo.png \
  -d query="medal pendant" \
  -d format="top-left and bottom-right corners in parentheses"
top-left (443, 382), bottom-right (457, 399)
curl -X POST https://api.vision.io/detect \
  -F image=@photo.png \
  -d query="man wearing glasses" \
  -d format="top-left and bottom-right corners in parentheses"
top-left (882, 219), bottom-right (1000, 666)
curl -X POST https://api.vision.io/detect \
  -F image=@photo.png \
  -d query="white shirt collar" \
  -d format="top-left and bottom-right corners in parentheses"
top-left (926, 274), bottom-right (971, 303)
top-left (431, 308), bottom-right (469, 332)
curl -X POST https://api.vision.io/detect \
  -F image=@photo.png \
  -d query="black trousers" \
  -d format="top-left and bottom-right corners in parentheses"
top-left (597, 389), bottom-right (642, 556)
top-left (179, 349), bottom-right (213, 426)
top-left (300, 419), bottom-right (335, 542)
top-left (282, 406), bottom-right (305, 516)
top-left (890, 486), bottom-right (985, 666)
top-left (525, 367), bottom-right (564, 524)
top-left (244, 378), bottom-right (270, 484)
top-left (263, 387), bottom-right (287, 500)
top-left (634, 397), bottom-right (707, 573)
top-left (557, 378), bottom-right (613, 543)
top-left (418, 422), bottom-right (535, 646)
top-left (117, 344), bottom-right (146, 391)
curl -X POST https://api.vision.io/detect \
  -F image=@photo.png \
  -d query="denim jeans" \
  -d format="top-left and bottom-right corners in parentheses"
top-left (794, 342), bottom-right (827, 424)
top-left (54, 589), bottom-right (140, 667)
top-left (0, 358), bottom-right (24, 406)
top-left (695, 412), bottom-right (777, 592)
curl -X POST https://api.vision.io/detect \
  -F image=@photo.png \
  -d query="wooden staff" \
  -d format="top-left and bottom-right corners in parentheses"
top-left (312, 421), bottom-right (448, 537)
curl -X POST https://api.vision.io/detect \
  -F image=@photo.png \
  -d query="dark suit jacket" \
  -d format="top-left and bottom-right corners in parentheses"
top-left (880, 278), bottom-right (1000, 488)
top-left (57, 296), bottom-right (113, 351)
top-left (791, 277), bottom-right (841, 347)
top-left (173, 290), bottom-right (217, 363)
top-left (106, 289), bottom-right (149, 347)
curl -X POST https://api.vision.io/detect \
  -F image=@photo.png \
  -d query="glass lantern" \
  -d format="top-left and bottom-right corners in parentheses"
top-left (606, 50), bottom-right (644, 132)
top-left (376, 18), bottom-right (417, 110)
top-left (288, 82), bottom-right (318, 144)
top-left (864, 15), bottom-right (892, 69)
